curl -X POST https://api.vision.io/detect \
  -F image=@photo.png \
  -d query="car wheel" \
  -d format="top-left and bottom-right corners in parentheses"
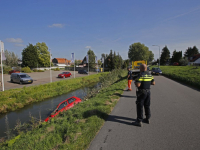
top-left (70, 74), bottom-right (72, 77)
top-left (20, 81), bottom-right (23, 85)
top-left (63, 76), bottom-right (65, 78)
top-left (11, 79), bottom-right (13, 83)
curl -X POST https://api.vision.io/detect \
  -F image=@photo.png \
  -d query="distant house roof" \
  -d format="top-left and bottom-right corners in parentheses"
top-left (52, 58), bottom-right (71, 64)
top-left (189, 54), bottom-right (200, 62)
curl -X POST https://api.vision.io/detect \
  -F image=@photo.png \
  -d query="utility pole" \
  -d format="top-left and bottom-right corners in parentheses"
top-left (49, 49), bottom-right (52, 83)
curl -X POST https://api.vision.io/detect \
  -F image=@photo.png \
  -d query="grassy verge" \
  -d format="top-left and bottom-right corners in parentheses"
top-left (0, 73), bottom-right (108, 114)
top-left (0, 70), bottom-right (127, 150)
top-left (150, 65), bottom-right (200, 89)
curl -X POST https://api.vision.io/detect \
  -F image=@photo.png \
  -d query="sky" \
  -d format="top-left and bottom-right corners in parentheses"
top-left (1, 0), bottom-right (200, 61)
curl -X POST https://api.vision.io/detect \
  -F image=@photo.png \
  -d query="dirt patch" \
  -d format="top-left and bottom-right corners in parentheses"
top-left (46, 126), bottom-right (55, 133)
top-left (74, 132), bottom-right (82, 141)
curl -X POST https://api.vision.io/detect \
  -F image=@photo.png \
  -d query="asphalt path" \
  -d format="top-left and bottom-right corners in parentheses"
top-left (0, 70), bottom-right (96, 91)
top-left (88, 75), bottom-right (200, 150)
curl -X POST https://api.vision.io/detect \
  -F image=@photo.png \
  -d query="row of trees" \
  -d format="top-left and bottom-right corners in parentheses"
top-left (159, 46), bottom-right (199, 65)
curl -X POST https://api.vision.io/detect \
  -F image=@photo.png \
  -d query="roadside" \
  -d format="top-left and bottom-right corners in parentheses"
top-left (0, 70), bottom-right (97, 91)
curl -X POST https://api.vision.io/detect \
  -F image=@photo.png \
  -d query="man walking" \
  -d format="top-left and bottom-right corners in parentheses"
top-left (127, 67), bottom-right (132, 91)
top-left (133, 64), bottom-right (155, 127)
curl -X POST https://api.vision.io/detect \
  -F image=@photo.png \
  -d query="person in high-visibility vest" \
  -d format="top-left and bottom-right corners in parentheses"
top-left (127, 67), bottom-right (133, 91)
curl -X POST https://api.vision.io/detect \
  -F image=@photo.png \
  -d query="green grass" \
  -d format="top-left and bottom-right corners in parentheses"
top-left (150, 65), bottom-right (200, 89)
top-left (0, 70), bottom-right (127, 150)
top-left (0, 73), bottom-right (108, 114)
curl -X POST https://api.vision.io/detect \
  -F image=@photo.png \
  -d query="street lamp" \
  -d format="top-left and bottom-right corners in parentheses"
top-left (152, 45), bottom-right (160, 68)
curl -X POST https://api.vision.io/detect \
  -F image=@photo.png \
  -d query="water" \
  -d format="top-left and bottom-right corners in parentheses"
top-left (0, 82), bottom-right (100, 139)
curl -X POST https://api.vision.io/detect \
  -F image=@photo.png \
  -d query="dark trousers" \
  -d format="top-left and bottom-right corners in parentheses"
top-left (136, 90), bottom-right (151, 122)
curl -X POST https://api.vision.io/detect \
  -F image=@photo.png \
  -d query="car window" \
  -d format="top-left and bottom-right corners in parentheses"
top-left (58, 102), bottom-right (68, 111)
top-left (68, 98), bottom-right (76, 104)
top-left (20, 74), bottom-right (29, 78)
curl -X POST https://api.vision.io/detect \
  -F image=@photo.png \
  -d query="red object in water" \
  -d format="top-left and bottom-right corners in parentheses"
top-left (44, 96), bottom-right (81, 122)
top-left (58, 72), bottom-right (72, 78)
top-left (9, 70), bottom-right (20, 74)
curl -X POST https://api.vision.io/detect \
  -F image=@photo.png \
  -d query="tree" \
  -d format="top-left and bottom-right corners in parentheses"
top-left (87, 49), bottom-right (95, 68)
top-left (148, 51), bottom-right (154, 64)
top-left (35, 42), bottom-right (50, 67)
top-left (184, 46), bottom-right (199, 58)
top-left (22, 44), bottom-right (39, 68)
top-left (171, 50), bottom-right (182, 63)
top-left (128, 42), bottom-right (150, 61)
top-left (160, 46), bottom-right (170, 65)
top-left (3, 50), bottom-right (18, 67)
top-left (75, 59), bottom-right (82, 66)
top-left (98, 60), bottom-right (102, 66)
top-left (179, 57), bottom-right (189, 66)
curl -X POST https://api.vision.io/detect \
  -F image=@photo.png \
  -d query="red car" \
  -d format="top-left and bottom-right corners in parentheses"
top-left (44, 96), bottom-right (81, 122)
top-left (58, 72), bottom-right (72, 78)
top-left (173, 62), bottom-right (179, 66)
top-left (9, 70), bottom-right (20, 74)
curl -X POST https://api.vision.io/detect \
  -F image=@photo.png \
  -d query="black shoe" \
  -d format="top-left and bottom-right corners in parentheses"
top-left (143, 118), bottom-right (150, 124)
top-left (132, 121), bottom-right (142, 127)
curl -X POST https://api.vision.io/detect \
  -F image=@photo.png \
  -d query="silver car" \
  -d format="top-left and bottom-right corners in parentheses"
top-left (10, 73), bottom-right (33, 84)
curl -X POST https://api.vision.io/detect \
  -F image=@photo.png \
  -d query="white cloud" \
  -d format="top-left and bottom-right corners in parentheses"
top-left (6, 38), bottom-right (23, 43)
top-left (15, 44), bottom-right (25, 47)
top-left (48, 24), bottom-right (65, 28)
top-left (85, 46), bottom-right (92, 49)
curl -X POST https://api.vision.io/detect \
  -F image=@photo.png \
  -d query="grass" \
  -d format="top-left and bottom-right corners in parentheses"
top-left (0, 73), bottom-right (108, 114)
top-left (150, 65), bottom-right (200, 89)
top-left (0, 69), bottom-right (127, 150)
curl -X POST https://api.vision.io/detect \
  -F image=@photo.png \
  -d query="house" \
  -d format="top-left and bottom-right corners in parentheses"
top-left (188, 54), bottom-right (200, 66)
top-left (52, 58), bottom-right (71, 67)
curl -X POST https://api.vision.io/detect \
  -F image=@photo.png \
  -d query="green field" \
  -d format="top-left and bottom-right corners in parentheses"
top-left (0, 73), bottom-right (108, 114)
top-left (1, 69), bottom-right (128, 150)
top-left (151, 65), bottom-right (200, 89)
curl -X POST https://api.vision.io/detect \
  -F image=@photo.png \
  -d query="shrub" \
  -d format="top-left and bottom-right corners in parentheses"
top-left (54, 68), bottom-right (60, 71)
top-left (33, 69), bottom-right (44, 72)
top-left (1, 65), bottom-right (12, 74)
top-left (21, 67), bottom-right (32, 73)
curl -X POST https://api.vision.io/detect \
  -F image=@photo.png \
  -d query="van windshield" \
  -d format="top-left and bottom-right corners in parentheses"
top-left (20, 74), bottom-right (30, 78)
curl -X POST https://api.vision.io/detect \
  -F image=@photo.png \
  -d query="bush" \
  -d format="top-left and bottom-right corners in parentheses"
top-left (1, 65), bottom-right (12, 74)
top-left (21, 67), bottom-right (32, 73)
top-left (54, 68), bottom-right (60, 71)
top-left (33, 69), bottom-right (44, 72)
top-left (179, 58), bottom-right (188, 66)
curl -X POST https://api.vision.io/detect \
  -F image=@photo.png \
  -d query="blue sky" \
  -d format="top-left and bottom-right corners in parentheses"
top-left (1, 0), bottom-right (200, 60)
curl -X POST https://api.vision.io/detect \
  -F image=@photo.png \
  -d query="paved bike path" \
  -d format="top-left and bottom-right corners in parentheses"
top-left (88, 76), bottom-right (200, 150)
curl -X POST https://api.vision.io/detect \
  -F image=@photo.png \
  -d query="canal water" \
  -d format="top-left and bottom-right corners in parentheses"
top-left (0, 82), bottom-right (100, 139)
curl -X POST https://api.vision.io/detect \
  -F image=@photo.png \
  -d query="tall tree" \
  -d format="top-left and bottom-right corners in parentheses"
top-left (128, 42), bottom-right (150, 61)
top-left (3, 50), bottom-right (18, 67)
top-left (87, 49), bottom-right (95, 68)
top-left (184, 46), bottom-right (199, 58)
top-left (171, 50), bottom-right (182, 63)
top-left (160, 46), bottom-right (170, 65)
top-left (148, 51), bottom-right (154, 63)
top-left (22, 44), bottom-right (39, 68)
top-left (35, 42), bottom-right (50, 67)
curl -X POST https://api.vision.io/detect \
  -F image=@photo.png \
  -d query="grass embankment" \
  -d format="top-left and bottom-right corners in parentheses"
top-left (0, 73), bottom-right (107, 114)
top-left (1, 69), bottom-right (127, 150)
top-left (151, 65), bottom-right (200, 89)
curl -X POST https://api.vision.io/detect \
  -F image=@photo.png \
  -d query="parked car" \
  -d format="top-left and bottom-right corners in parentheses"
top-left (9, 70), bottom-right (20, 74)
top-left (78, 70), bottom-right (88, 74)
top-left (151, 68), bottom-right (162, 75)
top-left (10, 73), bottom-right (33, 84)
top-left (58, 72), bottom-right (72, 78)
top-left (44, 96), bottom-right (82, 122)
top-left (173, 62), bottom-right (179, 66)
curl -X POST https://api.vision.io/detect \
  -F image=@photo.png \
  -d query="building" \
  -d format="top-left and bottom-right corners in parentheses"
top-left (188, 54), bottom-right (200, 66)
top-left (52, 58), bottom-right (71, 67)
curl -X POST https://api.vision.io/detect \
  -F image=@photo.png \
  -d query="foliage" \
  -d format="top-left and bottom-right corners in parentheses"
top-left (32, 69), bottom-right (45, 72)
top-left (21, 67), bottom-right (32, 73)
top-left (148, 51), bottom-right (154, 63)
top-left (160, 46), bottom-right (170, 65)
top-left (179, 58), bottom-right (189, 66)
top-left (0, 65), bottom-right (12, 74)
top-left (128, 42), bottom-right (153, 62)
top-left (75, 59), bottom-right (82, 66)
top-left (3, 50), bottom-right (18, 67)
top-left (98, 59), bottom-right (102, 67)
top-left (35, 42), bottom-right (50, 67)
top-left (87, 49), bottom-right (96, 68)
top-left (0, 73), bottom-right (106, 114)
top-left (22, 44), bottom-right (39, 68)
top-left (171, 50), bottom-right (182, 63)
top-left (54, 68), bottom-right (60, 71)
top-left (0, 70), bottom-right (127, 150)
top-left (150, 65), bottom-right (200, 89)
top-left (184, 46), bottom-right (199, 58)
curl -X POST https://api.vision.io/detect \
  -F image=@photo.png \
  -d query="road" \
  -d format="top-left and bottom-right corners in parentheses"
top-left (88, 75), bottom-right (200, 150)
top-left (0, 70), bottom-right (97, 91)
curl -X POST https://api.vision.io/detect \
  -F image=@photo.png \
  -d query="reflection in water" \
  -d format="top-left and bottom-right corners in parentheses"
top-left (0, 82), bottom-right (100, 139)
